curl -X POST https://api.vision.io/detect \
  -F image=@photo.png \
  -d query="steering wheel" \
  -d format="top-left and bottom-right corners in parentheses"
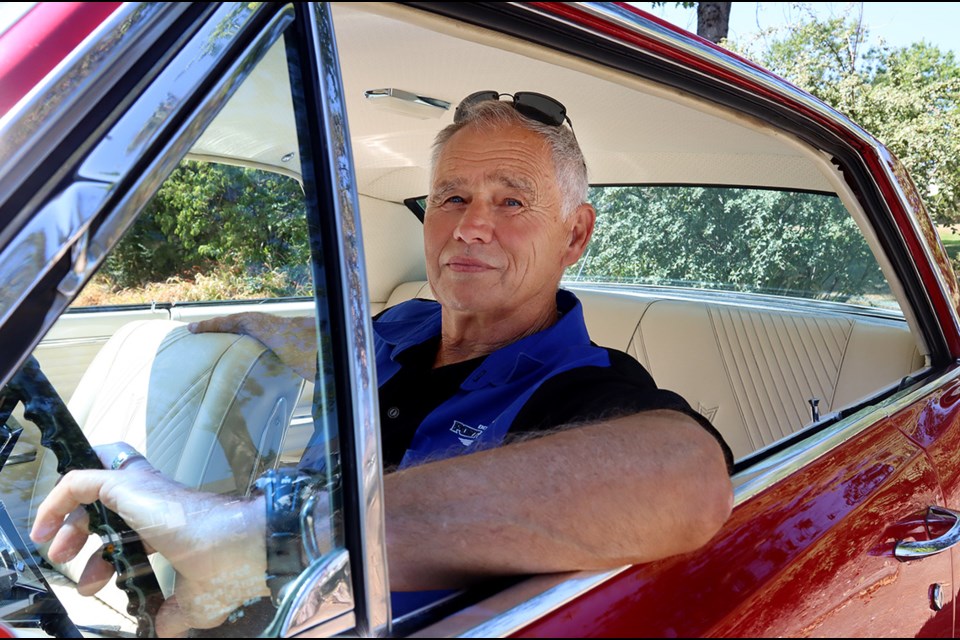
top-left (3, 356), bottom-right (164, 638)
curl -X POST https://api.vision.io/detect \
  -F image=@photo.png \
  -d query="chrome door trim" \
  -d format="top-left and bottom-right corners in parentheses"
top-left (409, 567), bottom-right (630, 638)
top-left (0, 3), bottom-right (188, 222)
top-left (304, 2), bottom-right (390, 635)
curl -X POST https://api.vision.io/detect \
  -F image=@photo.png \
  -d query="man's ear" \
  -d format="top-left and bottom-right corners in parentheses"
top-left (562, 203), bottom-right (596, 267)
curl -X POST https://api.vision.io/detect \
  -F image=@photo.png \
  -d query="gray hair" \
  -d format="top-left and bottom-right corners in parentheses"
top-left (430, 99), bottom-right (588, 218)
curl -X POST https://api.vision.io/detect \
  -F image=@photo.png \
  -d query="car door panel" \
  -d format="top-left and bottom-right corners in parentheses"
top-left (901, 373), bottom-right (960, 637)
top-left (512, 398), bottom-right (954, 637)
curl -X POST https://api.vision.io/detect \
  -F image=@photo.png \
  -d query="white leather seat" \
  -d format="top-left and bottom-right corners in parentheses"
top-left (624, 299), bottom-right (923, 458)
top-left (65, 320), bottom-right (304, 492)
top-left (30, 319), bottom-right (304, 604)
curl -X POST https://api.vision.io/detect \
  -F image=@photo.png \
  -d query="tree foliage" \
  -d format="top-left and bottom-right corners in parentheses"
top-left (730, 7), bottom-right (960, 228)
top-left (104, 161), bottom-right (310, 290)
top-left (567, 186), bottom-right (891, 304)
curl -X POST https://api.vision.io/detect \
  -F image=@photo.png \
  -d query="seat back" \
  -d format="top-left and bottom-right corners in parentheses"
top-left (384, 281), bottom-right (923, 460)
top-left (30, 319), bottom-right (304, 598)
top-left (65, 320), bottom-right (303, 492)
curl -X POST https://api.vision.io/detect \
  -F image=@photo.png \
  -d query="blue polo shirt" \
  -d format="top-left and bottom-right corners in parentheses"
top-left (374, 289), bottom-right (614, 469)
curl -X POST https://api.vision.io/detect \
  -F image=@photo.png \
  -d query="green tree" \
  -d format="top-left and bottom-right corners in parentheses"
top-left (731, 7), bottom-right (960, 228)
top-left (104, 160), bottom-right (310, 290)
top-left (569, 186), bottom-right (889, 304)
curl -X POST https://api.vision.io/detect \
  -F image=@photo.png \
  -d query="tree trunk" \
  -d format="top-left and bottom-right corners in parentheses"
top-left (697, 2), bottom-right (731, 43)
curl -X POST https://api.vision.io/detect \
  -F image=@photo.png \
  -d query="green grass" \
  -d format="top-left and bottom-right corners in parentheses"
top-left (938, 226), bottom-right (960, 261)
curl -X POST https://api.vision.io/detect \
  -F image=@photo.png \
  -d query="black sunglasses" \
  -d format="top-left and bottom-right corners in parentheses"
top-left (454, 90), bottom-right (574, 132)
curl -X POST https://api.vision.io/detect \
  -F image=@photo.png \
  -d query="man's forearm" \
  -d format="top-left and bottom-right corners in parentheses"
top-left (383, 409), bottom-right (733, 591)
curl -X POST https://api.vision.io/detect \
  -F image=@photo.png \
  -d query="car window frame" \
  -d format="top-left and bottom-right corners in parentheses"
top-left (289, 2), bottom-right (390, 634)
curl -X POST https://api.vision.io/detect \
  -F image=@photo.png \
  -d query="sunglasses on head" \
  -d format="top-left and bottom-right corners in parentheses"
top-left (454, 90), bottom-right (574, 132)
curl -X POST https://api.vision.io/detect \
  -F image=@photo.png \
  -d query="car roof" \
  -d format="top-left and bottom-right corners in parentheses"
top-left (189, 2), bottom-right (843, 203)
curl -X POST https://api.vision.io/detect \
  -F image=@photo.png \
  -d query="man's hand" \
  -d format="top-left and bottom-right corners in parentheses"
top-left (189, 312), bottom-right (317, 381)
top-left (30, 445), bottom-right (268, 637)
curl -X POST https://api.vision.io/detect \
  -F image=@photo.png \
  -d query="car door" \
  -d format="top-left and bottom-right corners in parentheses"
top-left (342, 3), bottom-right (960, 637)
top-left (0, 2), bottom-right (388, 636)
top-left (491, 398), bottom-right (954, 637)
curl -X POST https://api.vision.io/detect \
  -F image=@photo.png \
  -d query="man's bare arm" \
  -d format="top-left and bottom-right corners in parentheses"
top-left (385, 409), bottom-right (733, 591)
top-left (191, 313), bottom-right (734, 589)
top-left (31, 452), bottom-right (268, 637)
top-left (31, 409), bottom-right (731, 627)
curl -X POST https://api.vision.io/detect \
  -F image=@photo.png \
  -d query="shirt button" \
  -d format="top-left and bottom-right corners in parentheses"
top-left (387, 407), bottom-right (400, 419)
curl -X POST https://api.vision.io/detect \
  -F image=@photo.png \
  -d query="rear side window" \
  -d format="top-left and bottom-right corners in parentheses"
top-left (565, 185), bottom-right (898, 311)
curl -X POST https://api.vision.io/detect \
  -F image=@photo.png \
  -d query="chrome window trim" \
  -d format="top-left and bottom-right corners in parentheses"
top-left (409, 567), bottom-right (630, 638)
top-left (550, 2), bottom-right (960, 352)
top-left (306, 2), bottom-right (390, 635)
top-left (0, 3), bottom-right (188, 218)
top-left (413, 363), bottom-right (960, 637)
top-left (0, 181), bottom-right (108, 337)
top-left (565, 282), bottom-right (907, 324)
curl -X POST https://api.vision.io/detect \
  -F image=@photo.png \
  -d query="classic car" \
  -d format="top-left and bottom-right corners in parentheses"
top-left (1, 1), bottom-right (959, 637)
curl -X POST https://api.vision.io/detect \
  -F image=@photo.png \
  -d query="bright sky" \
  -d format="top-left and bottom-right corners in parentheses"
top-left (643, 2), bottom-right (960, 57)
top-left (0, 3), bottom-right (33, 38)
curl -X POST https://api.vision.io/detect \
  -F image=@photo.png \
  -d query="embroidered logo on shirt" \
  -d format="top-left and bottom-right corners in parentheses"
top-left (450, 420), bottom-right (489, 447)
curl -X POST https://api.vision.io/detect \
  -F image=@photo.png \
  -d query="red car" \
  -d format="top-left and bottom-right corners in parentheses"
top-left (1, 2), bottom-right (958, 637)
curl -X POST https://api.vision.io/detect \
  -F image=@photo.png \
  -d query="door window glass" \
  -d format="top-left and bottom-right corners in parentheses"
top-left (0, 16), bottom-right (346, 639)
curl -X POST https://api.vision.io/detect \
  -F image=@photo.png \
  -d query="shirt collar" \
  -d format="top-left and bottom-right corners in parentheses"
top-left (374, 289), bottom-right (589, 389)
top-left (373, 299), bottom-right (443, 357)
top-left (462, 289), bottom-right (588, 389)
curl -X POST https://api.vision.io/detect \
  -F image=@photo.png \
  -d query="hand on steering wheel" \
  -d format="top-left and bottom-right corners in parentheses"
top-left (32, 443), bottom-right (269, 637)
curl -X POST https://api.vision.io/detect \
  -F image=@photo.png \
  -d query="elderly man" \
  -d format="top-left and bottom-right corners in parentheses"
top-left (31, 93), bottom-right (733, 635)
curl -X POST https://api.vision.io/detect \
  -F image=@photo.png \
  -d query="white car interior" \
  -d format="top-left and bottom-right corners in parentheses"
top-left (29, 321), bottom-right (303, 619)
top-left (12, 1), bottom-right (933, 632)
top-left (25, 0), bottom-right (929, 484)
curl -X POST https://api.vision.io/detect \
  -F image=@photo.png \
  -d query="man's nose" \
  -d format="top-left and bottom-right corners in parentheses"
top-left (453, 201), bottom-right (495, 244)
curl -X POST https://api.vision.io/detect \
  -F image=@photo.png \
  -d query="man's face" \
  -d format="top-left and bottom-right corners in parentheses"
top-left (424, 123), bottom-right (593, 317)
